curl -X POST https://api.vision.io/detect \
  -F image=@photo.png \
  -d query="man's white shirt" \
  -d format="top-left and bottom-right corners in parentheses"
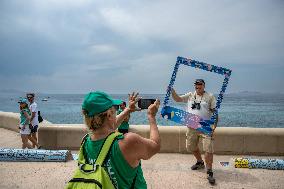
top-left (29, 102), bottom-right (39, 126)
top-left (181, 91), bottom-right (216, 120)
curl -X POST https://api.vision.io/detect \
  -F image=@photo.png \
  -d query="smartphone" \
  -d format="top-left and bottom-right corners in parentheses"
top-left (138, 99), bottom-right (156, 109)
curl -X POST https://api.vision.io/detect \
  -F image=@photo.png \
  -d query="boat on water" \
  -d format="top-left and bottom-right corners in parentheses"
top-left (42, 98), bottom-right (48, 102)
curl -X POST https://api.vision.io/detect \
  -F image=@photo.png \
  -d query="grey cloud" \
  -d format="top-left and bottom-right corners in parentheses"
top-left (0, 0), bottom-right (284, 93)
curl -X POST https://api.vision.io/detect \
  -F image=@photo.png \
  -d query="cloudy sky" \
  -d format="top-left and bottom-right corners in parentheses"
top-left (0, 0), bottom-right (283, 94)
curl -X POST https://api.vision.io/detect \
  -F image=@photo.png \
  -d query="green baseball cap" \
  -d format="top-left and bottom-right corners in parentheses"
top-left (82, 91), bottom-right (122, 117)
top-left (18, 98), bottom-right (28, 104)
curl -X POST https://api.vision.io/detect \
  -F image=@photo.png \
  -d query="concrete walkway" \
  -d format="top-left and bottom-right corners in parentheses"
top-left (0, 128), bottom-right (283, 189)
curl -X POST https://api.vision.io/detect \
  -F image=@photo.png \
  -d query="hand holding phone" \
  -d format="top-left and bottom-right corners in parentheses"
top-left (138, 99), bottom-right (156, 110)
top-left (147, 99), bottom-right (160, 117)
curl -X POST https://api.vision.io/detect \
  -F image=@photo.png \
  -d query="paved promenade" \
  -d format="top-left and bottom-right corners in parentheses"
top-left (0, 128), bottom-right (283, 189)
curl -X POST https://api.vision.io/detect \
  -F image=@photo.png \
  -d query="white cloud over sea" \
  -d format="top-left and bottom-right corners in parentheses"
top-left (0, 0), bottom-right (284, 94)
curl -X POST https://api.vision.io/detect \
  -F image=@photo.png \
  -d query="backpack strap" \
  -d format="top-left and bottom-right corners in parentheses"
top-left (77, 133), bottom-right (90, 165)
top-left (80, 133), bottom-right (90, 146)
top-left (95, 132), bottom-right (121, 165)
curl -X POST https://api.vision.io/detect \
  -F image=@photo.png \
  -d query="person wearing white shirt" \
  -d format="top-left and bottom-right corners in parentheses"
top-left (27, 93), bottom-right (41, 149)
top-left (171, 79), bottom-right (217, 185)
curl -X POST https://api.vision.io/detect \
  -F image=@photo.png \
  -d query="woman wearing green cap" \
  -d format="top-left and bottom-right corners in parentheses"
top-left (18, 98), bottom-right (33, 149)
top-left (81, 91), bottom-right (160, 189)
top-left (18, 98), bottom-right (41, 149)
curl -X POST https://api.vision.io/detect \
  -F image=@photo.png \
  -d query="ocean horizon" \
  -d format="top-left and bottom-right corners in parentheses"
top-left (1, 91), bottom-right (284, 128)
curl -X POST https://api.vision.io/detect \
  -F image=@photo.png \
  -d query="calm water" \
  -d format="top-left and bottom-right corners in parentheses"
top-left (1, 92), bottom-right (284, 128)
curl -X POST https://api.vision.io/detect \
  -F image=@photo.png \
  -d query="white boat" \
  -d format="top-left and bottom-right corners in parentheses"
top-left (42, 98), bottom-right (48, 101)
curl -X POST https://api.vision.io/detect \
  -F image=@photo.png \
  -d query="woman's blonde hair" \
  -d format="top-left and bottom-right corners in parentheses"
top-left (82, 109), bottom-right (109, 131)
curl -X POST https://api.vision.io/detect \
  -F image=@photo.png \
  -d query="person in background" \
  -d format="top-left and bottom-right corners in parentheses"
top-left (117, 101), bottom-right (130, 134)
top-left (18, 98), bottom-right (40, 149)
top-left (26, 93), bottom-right (40, 149)
top-left (171, 79), bottom-right (217, 185)
top-left (81, 91), bottom-right (160, 188)
top-left (19, 98), bottom-right (32, 149)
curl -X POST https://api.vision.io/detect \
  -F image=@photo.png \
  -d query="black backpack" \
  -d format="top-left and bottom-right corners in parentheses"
top-left (38, 111), bottom-right (43, 123)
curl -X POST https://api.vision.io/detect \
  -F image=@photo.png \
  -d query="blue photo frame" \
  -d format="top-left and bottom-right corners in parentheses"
top-left (161, 56), bottom-right (232, 135)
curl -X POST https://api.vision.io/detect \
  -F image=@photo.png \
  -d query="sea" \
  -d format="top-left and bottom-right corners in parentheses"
top-left (1, 92), bottom-right (284, 128)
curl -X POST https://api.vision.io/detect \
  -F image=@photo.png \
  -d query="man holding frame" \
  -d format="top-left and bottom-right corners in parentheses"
top-left (161, 56), bottom-right (232, 185)
top-left (171, 79), bottom-right (217, 184)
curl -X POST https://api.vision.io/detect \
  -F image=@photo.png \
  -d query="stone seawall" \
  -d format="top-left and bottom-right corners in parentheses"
top-left (1, 111), bottom-right (284, 155)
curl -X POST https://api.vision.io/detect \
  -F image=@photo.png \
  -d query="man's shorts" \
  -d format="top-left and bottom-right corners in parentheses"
top-left (186, 128), bottom-right (214, 153)
top-left (30, 125), bottom-right (38, 133)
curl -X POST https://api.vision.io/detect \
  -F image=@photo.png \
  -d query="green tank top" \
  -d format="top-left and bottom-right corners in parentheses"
top-left (20, 108), bottom-right (30, 125)
top-left (83, 135), bottom-right (147, 189)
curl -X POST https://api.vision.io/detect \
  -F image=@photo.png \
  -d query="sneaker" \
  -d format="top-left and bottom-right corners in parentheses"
top-left (207, 170), bottom-right (215, 185)
top-left (191, 161), bottom-right (205, 170)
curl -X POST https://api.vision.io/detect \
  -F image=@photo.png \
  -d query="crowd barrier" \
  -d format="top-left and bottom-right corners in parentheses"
top-left (1, 112), bottom-right (284, 155)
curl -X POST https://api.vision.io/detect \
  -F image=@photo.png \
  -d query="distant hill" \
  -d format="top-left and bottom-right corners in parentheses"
top-left (227, 91), bottom-right (284, 95)
top-left (237, 91), bottom-right (262, 94)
